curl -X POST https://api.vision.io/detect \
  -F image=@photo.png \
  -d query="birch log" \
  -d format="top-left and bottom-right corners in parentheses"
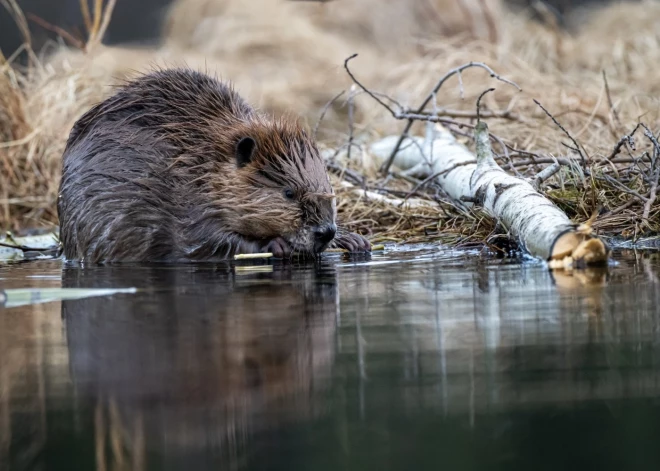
top-left (369, 122), bottom-right (609, 267)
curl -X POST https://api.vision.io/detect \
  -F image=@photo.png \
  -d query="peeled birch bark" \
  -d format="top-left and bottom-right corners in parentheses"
top-left (369, 122), bottom-right (609, 267)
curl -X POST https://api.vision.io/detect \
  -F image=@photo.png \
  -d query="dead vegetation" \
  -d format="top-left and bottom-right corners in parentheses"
top-left (1, 0), bottom-right (660, 250)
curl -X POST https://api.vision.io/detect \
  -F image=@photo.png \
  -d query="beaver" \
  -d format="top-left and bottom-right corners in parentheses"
top-left (57, 68), bottom-right (371, 263)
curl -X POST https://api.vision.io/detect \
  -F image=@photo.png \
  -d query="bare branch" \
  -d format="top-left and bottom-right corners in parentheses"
top-left (343, 54), bottom-right (397, 117)
top-left (380, 62), bottom-right (521, 175)
top-left (457, 71), bottom-right (465, 99)
top-left (26, 13), bottom-right (85, 50)
top-left (534, 162), bottom-right (562, 188)
top-left (600, 174), bottom-right (648, 203)
top-left (341, 56), bottom-right (522, 176)
top-left (643, 180), bottom-right (658, 220)
top-left (1, 0), bottom-right (31, 54)
top-left (402, 107), bottom-right (522, 121)
top-left (607, 123), bottom-right (641, 161)
top-left (476, 88), bottom-right (495, 123)
top-left (534, 99), bottom-right (586, 164)
top-left (326, 161), bottom-right (365, 187)
top-left (641, 124), bottom-right (660, 220)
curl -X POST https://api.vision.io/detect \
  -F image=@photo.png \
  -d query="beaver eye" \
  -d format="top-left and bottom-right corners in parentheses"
top-left (284, 188), bottom-right (295, 200)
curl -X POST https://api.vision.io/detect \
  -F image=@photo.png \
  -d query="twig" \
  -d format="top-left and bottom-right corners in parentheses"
top-left (343, 54), bottom-right (397, 117)
top-left (86, 0), bottom-right (117, 52)
top-left (403, 107), bottom-right (522, 121)
top-left (95, 0), bottom-right (116, 44)
top-left (602, 70), bottom-right (622, 132)
top-left (313, 89), bottom-right (345, 139)
top-left (327, 161), bottom-right (365, 187)
top-left (342, 55), bottom-right (522, 175)
top-left (381, 62), bottom-right (521, 175)
top-left (457, 71), bottom-right (465, 99)
top-left (607, 123), bottom-right (640, 161)
top-left (476, 88), bottom-right (495, 123)
top-left (394, 113), bottom-right (469, 125)
top-left (79, 0), bottom-right (93, 33)
top-left (26, 13), bottom-right (86, 50)
top-left (1, 0), bottom-right (31, 58)
top-left (607, 199), bottom-right (638, 216)
top-left (534, 162), bottom-right (561, 188)
top-left (641, 124), bottom-right (660, 220)
top-left (641, 124), bottom-right (660, 164)
top-left (600, 174), bottom-right (648, 203)
top-left (489, 131), bottom-right (521, 176)
top-left (533, 99), bottom-right (586, 164)
top-left (0, 241), bottom-right (55, 252)
top-left (643, 179), bottom-right (658, 221)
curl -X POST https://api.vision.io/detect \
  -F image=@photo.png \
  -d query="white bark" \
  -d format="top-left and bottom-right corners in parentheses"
top-left (368, 122), bottom-right (608, 265)
top-left (338, 181), bottom-right (436, 210)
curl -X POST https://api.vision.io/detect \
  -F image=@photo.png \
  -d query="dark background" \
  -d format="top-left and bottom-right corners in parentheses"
top-left (0, 0), bottom-right (174, 58)
top-left (0, 0), bottom-right (620, 61)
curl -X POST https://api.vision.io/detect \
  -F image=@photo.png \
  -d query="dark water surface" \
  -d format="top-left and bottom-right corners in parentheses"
top-left (2, 245), bottom-right (660, 471)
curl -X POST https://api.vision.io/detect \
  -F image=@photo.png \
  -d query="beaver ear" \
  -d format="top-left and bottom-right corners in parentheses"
top-left (236, 137), bottom-right (256, 168)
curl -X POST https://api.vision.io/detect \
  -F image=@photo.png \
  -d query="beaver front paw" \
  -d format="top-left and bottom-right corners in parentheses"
top-left (260, 237), bottom-right (293, 258)
top-left (328, 230), bottom-right (371, 253)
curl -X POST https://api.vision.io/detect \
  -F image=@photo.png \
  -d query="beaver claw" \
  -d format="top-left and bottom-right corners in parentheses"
top-left (328, 231), bottom-right (371, 253)
top-left (261, 237), bottom-right (292, 258)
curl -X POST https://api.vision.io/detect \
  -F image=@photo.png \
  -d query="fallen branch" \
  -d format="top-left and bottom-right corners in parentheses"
top-left (534, 99), bottom-right (587, 164)
top-left (398, 107), bottom-right (522, 122)
top-left (369, 121), bottom-right (609, 267)
top-left (338, 181), bottom-right (437, 210)
top-left (607, 123), bottom-right (640, 161)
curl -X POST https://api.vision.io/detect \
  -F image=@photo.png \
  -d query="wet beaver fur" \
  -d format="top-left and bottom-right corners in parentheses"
top-left (57, 68), bottom-right (370, 263)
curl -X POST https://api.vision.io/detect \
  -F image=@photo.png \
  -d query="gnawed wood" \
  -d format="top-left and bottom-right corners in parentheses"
top-left (234, 252), bottom-right (273, 260)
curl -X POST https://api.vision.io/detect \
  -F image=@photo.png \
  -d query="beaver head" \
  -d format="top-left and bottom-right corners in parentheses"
top-left (206, 116), bottom-right (337, 255)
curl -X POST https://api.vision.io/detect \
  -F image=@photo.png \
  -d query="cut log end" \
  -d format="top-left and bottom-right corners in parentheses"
top-left (547, 231), bottom-right (610, 270)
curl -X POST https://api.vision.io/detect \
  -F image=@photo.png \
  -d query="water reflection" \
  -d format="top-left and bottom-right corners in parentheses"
top-left (2, 248), bottom-right (660, 470)
top-left (61, 262), bottom-right (339, 470)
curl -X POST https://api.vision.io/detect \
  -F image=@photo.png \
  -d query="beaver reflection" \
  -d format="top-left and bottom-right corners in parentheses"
top-left (61, 261), bottom-right (338, 468)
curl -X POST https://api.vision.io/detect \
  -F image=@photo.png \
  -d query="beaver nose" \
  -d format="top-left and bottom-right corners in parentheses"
top-left (313, 224), bottom-right (337, 252)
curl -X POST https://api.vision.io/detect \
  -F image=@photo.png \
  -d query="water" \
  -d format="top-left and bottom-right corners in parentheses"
top-left (2, 245), bottom-right (660, 471)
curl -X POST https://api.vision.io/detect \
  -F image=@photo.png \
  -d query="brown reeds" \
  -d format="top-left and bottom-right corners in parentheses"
top-left (1, 0), bottom-right (659, 247)
top-left (0, 0), bottom-right (118, 231)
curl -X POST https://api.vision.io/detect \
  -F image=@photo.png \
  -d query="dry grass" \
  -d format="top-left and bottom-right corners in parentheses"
top-left (1, 0), bottom-right (660, 248)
